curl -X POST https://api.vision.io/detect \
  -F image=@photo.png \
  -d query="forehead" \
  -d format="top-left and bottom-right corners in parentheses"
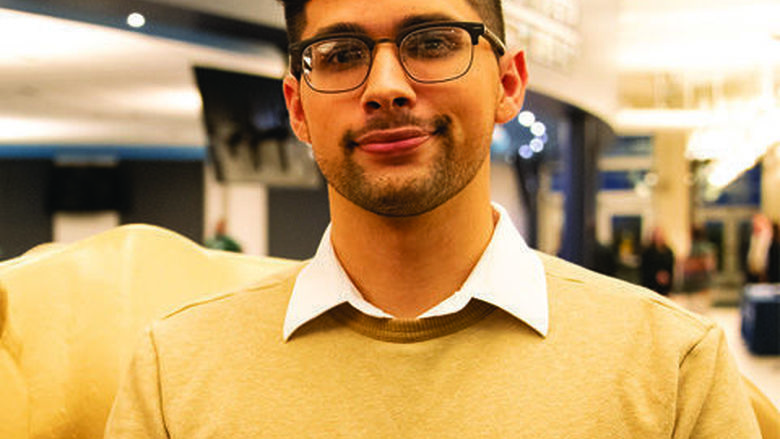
top-left (300, 0), bottom-right (482, 39)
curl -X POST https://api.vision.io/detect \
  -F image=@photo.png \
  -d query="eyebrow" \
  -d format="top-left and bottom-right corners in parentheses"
top-left (310, 13), bottom-right (457, 39)
top-left (312, 22), bottom-right (366, 38)
top-left (397, 13), bottom-right (455, 30)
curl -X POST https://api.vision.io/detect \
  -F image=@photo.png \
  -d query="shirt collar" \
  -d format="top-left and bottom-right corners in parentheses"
top-left (464, 203), bottom-right (549, 336)
top-left (283, 203), bottom-right (549, 341)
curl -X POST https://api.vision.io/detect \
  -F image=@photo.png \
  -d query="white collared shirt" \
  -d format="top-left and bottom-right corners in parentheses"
top-left (283, 203), bottom-right (548, 341)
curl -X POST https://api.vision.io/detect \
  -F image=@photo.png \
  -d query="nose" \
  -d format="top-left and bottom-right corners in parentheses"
top-left (360, 43), bottom-right (416, 114)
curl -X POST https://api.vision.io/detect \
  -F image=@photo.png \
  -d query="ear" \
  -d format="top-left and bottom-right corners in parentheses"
top-left (495, 50), bottom-right (529, 124)
top-left (283, 74), bottom-right (311, 144)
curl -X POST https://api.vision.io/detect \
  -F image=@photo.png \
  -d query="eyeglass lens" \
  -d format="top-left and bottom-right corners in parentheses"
top-left (302, 26), bottom-right (474, 92)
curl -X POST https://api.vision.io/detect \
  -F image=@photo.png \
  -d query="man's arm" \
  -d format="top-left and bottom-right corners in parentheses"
top-left (673, 325), bottom-right (761, 438)
top-left (105, 328), bottom-right (169, 439)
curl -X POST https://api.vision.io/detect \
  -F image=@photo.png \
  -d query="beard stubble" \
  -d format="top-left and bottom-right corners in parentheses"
top-left (316, 113), bottom-right (487, 217)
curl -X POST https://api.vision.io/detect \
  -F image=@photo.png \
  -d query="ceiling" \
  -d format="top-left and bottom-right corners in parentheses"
top-left (0, 2), bottom-right (286, 148)
top-left (616, 0), bottom-right (779, 123)
top-left (0, 0), bottom-right (777, 154)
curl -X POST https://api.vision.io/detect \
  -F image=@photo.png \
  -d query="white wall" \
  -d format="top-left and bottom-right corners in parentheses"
top-left (597, 154), bottom-right (654, 245)
top-left (537, 191), bottom-right (564, 255)
top-left (490, 161), bottom-right (528, 238)
top-left (520, 0), bottom-right (621, 125)
top-left (697, 205), bottom-right (758, 284)
top-left (596, 191), bottom-right (653, 244)
top-left (52, 212), bottom-right (120, 244)
top-left (31, 163), bottom-right (269, 255)
top-left (203, 164), bottom-right (268, 256)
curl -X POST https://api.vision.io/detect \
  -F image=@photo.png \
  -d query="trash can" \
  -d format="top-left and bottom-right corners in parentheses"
top-left (741, 284), bottom-right (780, 355)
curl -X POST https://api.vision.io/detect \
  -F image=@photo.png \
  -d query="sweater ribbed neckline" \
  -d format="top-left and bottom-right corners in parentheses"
top-left (328, 299), bottom-right (495, 343)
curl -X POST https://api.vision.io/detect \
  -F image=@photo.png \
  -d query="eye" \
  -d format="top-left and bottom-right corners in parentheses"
top-left (311, 39), bottom-right (369, 71)
top-left (403, 28), bottom-right (465, 59)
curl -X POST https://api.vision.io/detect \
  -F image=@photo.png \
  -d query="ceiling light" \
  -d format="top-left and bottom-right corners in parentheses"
top-left (0, 116), bottom-right (98, 141)
top-left (127, 13), bottom-right (146, 28)
top-left (615, 109), bottom-right (711, 131)
top-left (109, 87), bottom-right (203, 116)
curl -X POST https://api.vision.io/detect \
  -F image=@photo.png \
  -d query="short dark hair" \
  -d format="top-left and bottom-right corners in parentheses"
top-left (276, 0), bottom-right (506, 47)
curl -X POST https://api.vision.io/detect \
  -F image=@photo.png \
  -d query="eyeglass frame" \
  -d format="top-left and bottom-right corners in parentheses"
top-left (288, 21), bottom-right (507, 94)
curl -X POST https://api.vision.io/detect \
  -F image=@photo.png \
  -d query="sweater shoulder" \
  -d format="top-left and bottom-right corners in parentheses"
top-left (151, 261), bottom-right (306, 338)
top-left (535, 251), bottom-right (715, 344)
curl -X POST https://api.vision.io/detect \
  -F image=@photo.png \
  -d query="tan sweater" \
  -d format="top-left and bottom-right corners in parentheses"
top-left (105, 253), bottom-right (760, 438)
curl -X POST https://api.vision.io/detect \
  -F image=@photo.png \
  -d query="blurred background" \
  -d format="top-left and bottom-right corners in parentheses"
top-left (0, 0), bottom-right (777, 405)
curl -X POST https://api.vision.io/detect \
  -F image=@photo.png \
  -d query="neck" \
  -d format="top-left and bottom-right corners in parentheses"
top-left (329, 163), bottom-right (495, 318)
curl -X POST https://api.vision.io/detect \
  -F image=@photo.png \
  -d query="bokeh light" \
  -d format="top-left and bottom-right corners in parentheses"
top-left (519, 144), bottom-right (533, 159)
top-left (517, 111), bottom-right (535, 127)
top-left (530, 121), bottom-right (547, 137)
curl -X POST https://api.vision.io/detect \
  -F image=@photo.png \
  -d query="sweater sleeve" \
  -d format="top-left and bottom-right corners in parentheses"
top-left (672, 325), bottom-right (761, 439)
top-left (104, 328), bottom-right (170, 439)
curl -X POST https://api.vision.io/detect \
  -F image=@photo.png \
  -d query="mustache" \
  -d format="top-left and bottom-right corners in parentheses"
top-left (342, 114), bottom-right (451, 148)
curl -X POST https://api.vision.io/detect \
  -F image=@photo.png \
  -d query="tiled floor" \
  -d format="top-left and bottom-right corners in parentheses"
top-left (669, 294), bottom-right (779, 409)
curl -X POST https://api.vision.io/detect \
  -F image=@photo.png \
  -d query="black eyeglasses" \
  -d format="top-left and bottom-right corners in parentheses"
top-left (289, 21), bottom-right (506, 94)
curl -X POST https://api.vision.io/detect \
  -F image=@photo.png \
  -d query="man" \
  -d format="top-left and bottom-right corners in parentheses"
top-left (204, 218), bottom-right (243, 253)
top-left (105, 0), bottom-right (761, 437)
top-left (746, 213), bottom-right (772, 283)
top-left (640, 227), bottom-right (675, 295)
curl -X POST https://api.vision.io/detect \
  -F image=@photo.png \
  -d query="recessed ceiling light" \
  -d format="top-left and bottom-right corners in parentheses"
top-left (127, 13), bottom-right (146, 28)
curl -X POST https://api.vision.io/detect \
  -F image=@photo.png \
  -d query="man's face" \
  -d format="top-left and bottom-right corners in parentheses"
top-left (285, 0), bottom-right (522, 217)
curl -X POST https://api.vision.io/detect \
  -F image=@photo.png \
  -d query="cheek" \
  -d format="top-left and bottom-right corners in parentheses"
top-left (463, 79), bottom-right (501, 147)
top-left (446, 89), bottom-right (497, 147)
top-left (460, 57), bottom-right (502, 117)
top-left (302, 96), bottom-right (349, 148)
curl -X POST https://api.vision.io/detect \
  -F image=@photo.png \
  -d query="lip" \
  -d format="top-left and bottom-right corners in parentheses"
top-left (354, 127), bottom-right (432, 154)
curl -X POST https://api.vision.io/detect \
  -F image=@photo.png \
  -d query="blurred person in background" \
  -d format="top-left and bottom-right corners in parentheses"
top-left (640, 227), bottom-right (675, 296)
top-left (682, 226), bottom-right (717, 312)
top-left (746, 213), bottom-right (772, 283)
top-left (768, 222), bottom-right (780, 283)
top-left (204, 218), bottom-right (243, 253)
top-left (592, 239), bottom-right (617, 277)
